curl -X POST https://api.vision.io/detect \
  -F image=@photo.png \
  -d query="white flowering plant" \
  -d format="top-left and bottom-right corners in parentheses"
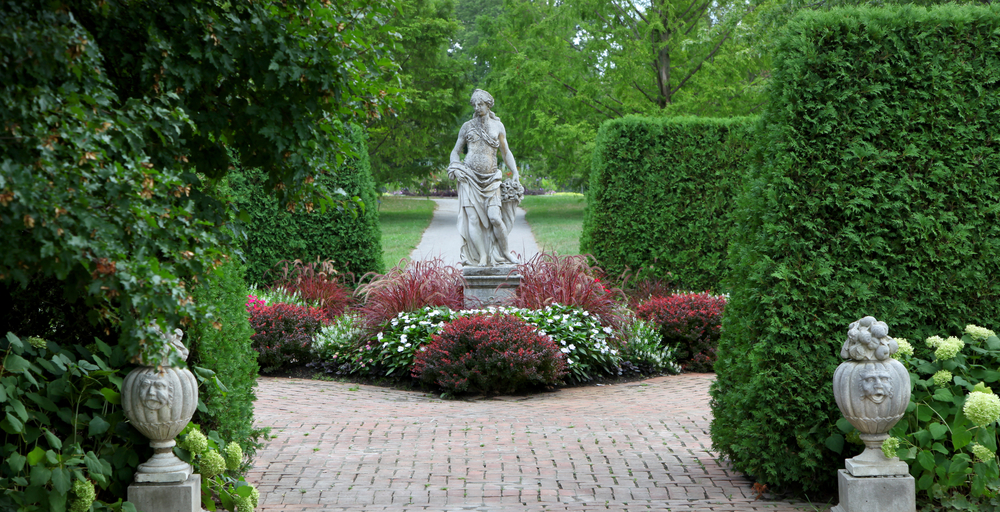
top-left (311, 304), bottom-right (681, 384)
top-left (887, 325), bottom-right (1000, 503)
top-left (176, 423), bottom-right (258, 511)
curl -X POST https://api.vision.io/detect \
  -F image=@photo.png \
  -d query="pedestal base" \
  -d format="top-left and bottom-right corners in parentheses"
top-left (463, 265), bottom-right (520, 308)
top-left (128, 473), bottom-right (201, 512)
top-left (830, 469), bottom-right (915, 512)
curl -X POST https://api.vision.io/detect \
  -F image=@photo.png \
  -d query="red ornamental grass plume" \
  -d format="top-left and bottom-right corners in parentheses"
top-left (354, 258), bottom-right (465, 334)
top-left (412, 314), bottom-right (566, 396)
top-left (509, 252), bottom-right (625, 329)
top-left (267, 258), bottom-right (353, 320)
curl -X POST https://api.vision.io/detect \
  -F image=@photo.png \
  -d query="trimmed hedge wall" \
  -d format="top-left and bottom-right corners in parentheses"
top-left (230, 125), bottom-right (384, 285)
top-left (581, 116), bottom-right (754, 292)
top-left (711, 4), bottom-right (1000, 494)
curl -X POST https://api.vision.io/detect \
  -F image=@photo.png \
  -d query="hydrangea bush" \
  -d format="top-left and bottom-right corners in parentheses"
top-left (881, 325), bottom-right (1000, 504)
top-left (176, 424), bottom-right (258, 512)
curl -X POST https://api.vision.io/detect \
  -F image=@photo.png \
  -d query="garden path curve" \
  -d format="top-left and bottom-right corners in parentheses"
top-left (247, 373), bottom-right (826, 511)
top-left (408, 197), bottom-right (540, 266)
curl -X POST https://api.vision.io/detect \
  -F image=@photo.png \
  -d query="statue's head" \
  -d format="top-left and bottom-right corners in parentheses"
top-left (470, 89), bottom-right (494, 113)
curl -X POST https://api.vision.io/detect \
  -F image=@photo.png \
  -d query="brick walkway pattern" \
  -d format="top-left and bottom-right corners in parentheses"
top-left (248, 374), bottom-right (827, 511)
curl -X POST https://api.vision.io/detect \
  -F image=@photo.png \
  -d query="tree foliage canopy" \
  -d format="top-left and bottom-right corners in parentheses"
top-left (0, 0), bottom-right (400, 357)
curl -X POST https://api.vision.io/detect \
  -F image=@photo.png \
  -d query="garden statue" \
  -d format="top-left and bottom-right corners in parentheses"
top-left (448, 89), bottom-right (525, 267)
top-left (122, 326), bottom-right (198, 483)
top-left (831, 316), bottom-right (914, 512)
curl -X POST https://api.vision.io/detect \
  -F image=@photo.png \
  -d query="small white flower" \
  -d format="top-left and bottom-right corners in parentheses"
top-left (404, 343), bottom-right (411, 348)
top-left (568, 344), bottom-right (576, 351)
top-left (377, 332), bottom-right (384, 340)
top-left (567, 358), bottom-right (573, 364)
top-left (561, 347), bottom-right (571, 353)
top-left (604, 327), bottom-right (613, 334)
top-left (397, 346), bottom-right (405, 352)
top-left (583, 311), bottom-right (590, 316)
top-left (610, 349), bottom-right (618, 355)
top-left (391, 320), bottom-right (399, 327)
top-left (400, 334), bottom-right (408, 343)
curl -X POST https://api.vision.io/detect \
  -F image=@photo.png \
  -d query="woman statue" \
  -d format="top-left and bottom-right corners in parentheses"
top-left (448, 89), bottom-right (524, 267)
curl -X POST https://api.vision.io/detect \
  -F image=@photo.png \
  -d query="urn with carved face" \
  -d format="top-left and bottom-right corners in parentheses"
top-left (832, 316), bottom-right (912, 476)
top-left (121, 327), bottom-right (198, 482)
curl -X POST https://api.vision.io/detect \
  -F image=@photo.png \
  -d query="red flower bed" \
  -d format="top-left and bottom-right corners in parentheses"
top-left (412, 314), bottom-right (567, 395)
top-left (248, 302), bottom-right (329, 373)
top-left (635, 292), bottom-right (726, 372)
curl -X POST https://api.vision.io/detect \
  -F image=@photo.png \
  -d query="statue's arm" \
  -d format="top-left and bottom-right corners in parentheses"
top-left (449, 123), bottom-right (468, 165)
top-left (498, 124), bottom-right (519, 181)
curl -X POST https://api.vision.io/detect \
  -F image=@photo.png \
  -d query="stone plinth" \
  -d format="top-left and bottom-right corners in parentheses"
top-left (830, 470), bottom-right (915, 512)
top-left (128, 473), bottom-right (202, 512)
top-left (463, 265), bottom-right (519, 308)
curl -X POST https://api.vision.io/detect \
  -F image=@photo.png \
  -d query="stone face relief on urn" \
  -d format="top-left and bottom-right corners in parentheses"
top-left (122, 326), bottom-right (198, 483)
top-left (832, 316), bottom-right (911, 477)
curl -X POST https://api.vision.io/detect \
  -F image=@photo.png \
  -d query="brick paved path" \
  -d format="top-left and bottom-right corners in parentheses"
top-left (248, 374), bottom-right (827, 511)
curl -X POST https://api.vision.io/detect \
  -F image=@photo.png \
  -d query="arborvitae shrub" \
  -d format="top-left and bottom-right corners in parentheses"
top-left (581, 116), bottom-right (754, 292)
top-left (229, 124), bottom-right (384, 285)
top-left (635, 293), bottom-right (725, 373)
top-left (248, 302), bottom-right (329, 372)
top-left (412, 314), bottom-right (567, 395)
top-left (711, 5), bottom-right (1000, 495)
top-left (187, 261), bottom-right (261, 455)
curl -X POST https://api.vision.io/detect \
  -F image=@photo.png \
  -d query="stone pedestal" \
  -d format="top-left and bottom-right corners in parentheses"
top-left (463, 265), bottom-right (519, 308)
top-left (830, 470), bottom-right (915, 512)
top-left (128, 473), bottom-right (202, 512)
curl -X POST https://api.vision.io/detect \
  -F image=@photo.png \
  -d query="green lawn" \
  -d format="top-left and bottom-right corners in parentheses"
top-left (519, 193), bottom-right (586, 256)
top-left (378, 196), bottom-right (437, 270)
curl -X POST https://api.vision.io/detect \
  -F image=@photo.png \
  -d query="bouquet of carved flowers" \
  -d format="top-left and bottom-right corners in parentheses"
top-left (883, 325), bottom-right (1000, 504)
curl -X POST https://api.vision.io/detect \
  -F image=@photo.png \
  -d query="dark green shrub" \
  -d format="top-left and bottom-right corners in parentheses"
top-left (581, 116), bottom-right (754, 292)
top-left (230, 125), bottom-right (384, 286)
top-left (187, 261), bottom-right (262, 456)
top-left (711, 5), bottom-right (1000, 495)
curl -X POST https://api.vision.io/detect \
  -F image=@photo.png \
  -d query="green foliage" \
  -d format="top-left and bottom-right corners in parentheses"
top-left (175, 424), bottom-right (259, 512)
top-left (366, 0), bottom-right (471, 187)
top-left (0, 333), bottom-right (148, 510)
top-left (711, 4), bottom-right (1000, 494)
top-left (230, 125), bottom-right (385, 286)
top-left (884, 328), bottom-right (1000, 505)
top-left (469, 0), bottom-right (766, 186)
top-left (187, 262), bottom-right (262, 457)
top-left (616, 316), bottom-right (682, 376)
top-left (582, 116), bottom-right (755, 291)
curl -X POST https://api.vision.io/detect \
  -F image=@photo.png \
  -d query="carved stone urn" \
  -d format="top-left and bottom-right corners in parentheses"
top-left (122, 327), bottom-right (198, 483)
top-left (832, 316), bottom-right (910, 476)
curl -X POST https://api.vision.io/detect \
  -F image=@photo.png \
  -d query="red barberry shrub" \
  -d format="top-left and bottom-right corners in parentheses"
top-left (634, 292), bottom-right (726, 372)
top-left (510, 252), bottom-right (625, 329)
top-left (248, 302), bottom-right (329, 373)
top-left (412, 314), bottom-right (567, 395)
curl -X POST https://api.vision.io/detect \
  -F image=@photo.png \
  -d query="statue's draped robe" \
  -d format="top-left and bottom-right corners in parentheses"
top-left (449, 124), bottom-right (519, 265)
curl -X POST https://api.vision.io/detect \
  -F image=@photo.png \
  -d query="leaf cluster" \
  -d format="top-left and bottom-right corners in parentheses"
top-left (711, 4), bottom-right (1000, 495)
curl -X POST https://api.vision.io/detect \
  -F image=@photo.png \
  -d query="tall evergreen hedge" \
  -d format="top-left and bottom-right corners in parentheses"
top-left (581, 116), bottom-right (754, 292)
top-left (711, 5), bottom-right (1000, 494)
top-left (230, 125), bottom-right (384, 285)
top-left (188, 261), bottom-right (261, 455)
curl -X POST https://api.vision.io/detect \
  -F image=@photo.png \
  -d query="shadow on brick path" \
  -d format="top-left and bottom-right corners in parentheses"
top-left (247, 373), bottom-right (830, 511)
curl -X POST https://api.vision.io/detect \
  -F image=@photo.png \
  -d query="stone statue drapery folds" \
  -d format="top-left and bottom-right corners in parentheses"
top-left (448, 89), bottom-right (524, 267)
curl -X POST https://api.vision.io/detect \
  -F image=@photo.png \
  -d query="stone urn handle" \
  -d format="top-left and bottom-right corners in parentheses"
top-left (832, 316), bottom-right (911, 477)
top-left (122, 326), bottom-right (198, 483)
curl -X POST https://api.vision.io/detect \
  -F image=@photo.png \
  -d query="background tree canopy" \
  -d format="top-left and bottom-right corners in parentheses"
top-left (0, 0), bottom-right (401, 356)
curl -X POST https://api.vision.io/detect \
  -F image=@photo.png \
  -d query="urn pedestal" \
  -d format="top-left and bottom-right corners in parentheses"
top-left (830, 316), bottom-right (915, 512)
top-left (462, 265), bottom-right (520, 308)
